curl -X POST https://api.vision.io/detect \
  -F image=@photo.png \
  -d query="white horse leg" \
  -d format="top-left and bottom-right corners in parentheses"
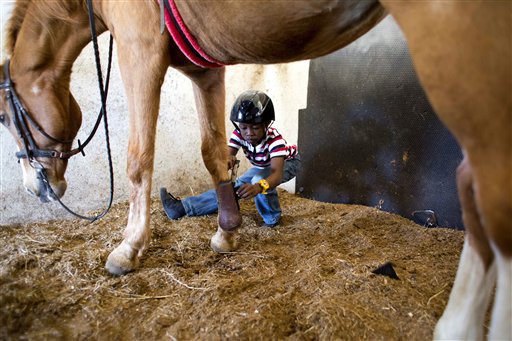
top-left (106, 180), bottom-right (153, 275)
top-left (183, 67), bottom-right (241, 252)
top-left (434, 158), bottom-right (497, 340)
top-left (488, 243), bottom-right (512, 340)
top-left (434, 238), bottom-right (496, 340)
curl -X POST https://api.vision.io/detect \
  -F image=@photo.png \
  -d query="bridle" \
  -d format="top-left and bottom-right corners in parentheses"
top-left (0, 0), bottom-right (115, 222)
top-left (0, 60), bottom-right (84, 163)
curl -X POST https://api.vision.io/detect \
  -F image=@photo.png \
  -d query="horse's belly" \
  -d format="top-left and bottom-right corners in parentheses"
top-left (178, 0), bottom-right (386, 64)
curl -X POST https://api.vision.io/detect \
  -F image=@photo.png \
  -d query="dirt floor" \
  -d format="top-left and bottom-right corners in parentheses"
top-left (0, 191), bottom-right (464, 341)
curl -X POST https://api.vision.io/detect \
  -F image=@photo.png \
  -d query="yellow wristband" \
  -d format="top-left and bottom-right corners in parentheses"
top-left (258, 179), bottom-right (270, 194)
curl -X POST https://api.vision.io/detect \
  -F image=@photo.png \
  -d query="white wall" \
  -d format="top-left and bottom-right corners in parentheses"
top-left (0, 2), bottom-right (309, 225)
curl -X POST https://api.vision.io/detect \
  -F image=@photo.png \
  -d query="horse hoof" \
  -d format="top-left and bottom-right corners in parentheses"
top-left (105, 243), bottom-right (139, 276)
top-left (210, 227), bottom-right (238, 253)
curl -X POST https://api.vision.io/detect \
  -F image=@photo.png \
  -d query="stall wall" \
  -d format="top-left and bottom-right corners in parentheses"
top-left (297, 17), bottom-right (463, 228)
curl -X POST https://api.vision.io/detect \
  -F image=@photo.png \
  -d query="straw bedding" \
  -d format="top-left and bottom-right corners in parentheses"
top-left (0, 191), bottom-right (464, 340)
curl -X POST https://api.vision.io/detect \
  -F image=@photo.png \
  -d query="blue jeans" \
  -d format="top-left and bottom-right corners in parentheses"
top-left (182, 156), bottom-right (301, 225)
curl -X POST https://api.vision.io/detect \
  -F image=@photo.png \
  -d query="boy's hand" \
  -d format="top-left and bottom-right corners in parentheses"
top-left (236, 183), bottom-right (261, 200)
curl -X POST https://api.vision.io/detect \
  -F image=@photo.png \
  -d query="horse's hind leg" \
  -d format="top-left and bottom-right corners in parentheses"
top-left (381, 1), bottom-right (511, 338)
top-left (489, 243), bottom-right (512, 339)
top-left (434, 158), bottom-right (496, 339)
top-left (182, 67), bottom-right (242, 252)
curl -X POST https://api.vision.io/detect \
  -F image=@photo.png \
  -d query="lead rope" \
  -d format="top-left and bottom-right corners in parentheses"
top-left (43, 0), bottom-right (115, 222)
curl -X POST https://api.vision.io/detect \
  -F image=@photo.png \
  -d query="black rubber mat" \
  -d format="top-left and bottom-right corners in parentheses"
top-left (297, 17), bottom-right (463, 228)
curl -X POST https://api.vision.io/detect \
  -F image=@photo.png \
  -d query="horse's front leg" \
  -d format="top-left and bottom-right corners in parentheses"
top-left (185, 67), bottom-right (242, 252)
top-left (105, 41), bottom-right (169, 276)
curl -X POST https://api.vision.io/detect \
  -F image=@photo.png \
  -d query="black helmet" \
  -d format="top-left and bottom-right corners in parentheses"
top-left (230, 90), bottom-right (275, 124)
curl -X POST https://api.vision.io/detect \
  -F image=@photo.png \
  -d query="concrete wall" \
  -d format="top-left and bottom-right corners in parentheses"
top-left (0, 2), bottom-right (309, 225)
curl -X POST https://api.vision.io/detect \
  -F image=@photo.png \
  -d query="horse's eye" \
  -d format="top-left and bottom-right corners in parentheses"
top-left (0, 112), bottom-right (8, 126)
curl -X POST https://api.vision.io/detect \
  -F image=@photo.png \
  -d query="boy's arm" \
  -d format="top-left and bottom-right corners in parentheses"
top-left (265, 156), bottom-right (285, 190)
top-left (236, 156), bottom-right (285, 199)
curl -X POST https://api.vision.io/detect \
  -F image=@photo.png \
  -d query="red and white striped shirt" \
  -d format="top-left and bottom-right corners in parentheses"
top-left (228, 127), bottom-right (298, 168)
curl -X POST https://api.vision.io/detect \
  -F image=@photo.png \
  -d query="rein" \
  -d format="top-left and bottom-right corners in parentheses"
top-left (0, 0), bottom-right (115, 222)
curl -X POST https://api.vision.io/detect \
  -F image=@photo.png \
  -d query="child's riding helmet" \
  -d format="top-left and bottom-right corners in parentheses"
top-left (230, 90), bottom-right (275, 126)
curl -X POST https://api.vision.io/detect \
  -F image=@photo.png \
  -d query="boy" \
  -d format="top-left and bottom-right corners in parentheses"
top-left (160, 90), bottom-right (301, 227)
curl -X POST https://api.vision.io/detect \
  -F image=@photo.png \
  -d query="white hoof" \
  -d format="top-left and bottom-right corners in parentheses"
top-left (105, 241), bottom-right (139, 276)
top-left (210, 227), bottom-right (238, 253)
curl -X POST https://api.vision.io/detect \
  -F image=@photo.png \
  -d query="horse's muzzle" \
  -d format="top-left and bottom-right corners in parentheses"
top-left (24, 168), bottom-right (65, 203)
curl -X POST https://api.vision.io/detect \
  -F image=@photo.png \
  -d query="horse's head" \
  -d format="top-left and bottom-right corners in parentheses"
top-left (0, 59), bottom-right (83, 202)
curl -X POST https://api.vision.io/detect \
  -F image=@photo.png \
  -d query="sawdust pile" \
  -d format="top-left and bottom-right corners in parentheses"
top-left (0, 191), bottom-right (464, 340)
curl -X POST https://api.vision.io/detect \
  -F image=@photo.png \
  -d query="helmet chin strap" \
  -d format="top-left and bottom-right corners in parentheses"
top-left (231, 120), bottom-right (240, 132)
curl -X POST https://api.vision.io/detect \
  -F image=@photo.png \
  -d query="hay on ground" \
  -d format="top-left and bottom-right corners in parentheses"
top-left (0, 191), bottom-right (464, 340)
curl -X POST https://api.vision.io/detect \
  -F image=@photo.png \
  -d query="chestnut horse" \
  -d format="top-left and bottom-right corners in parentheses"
top-left (0, 1), bottom-right (510, 339)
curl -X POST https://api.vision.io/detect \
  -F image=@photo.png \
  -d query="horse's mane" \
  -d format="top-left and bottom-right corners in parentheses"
top-left (5, 0), bottom-right (86, 55)
top-left (5, 1), bottom-right (29, 54)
